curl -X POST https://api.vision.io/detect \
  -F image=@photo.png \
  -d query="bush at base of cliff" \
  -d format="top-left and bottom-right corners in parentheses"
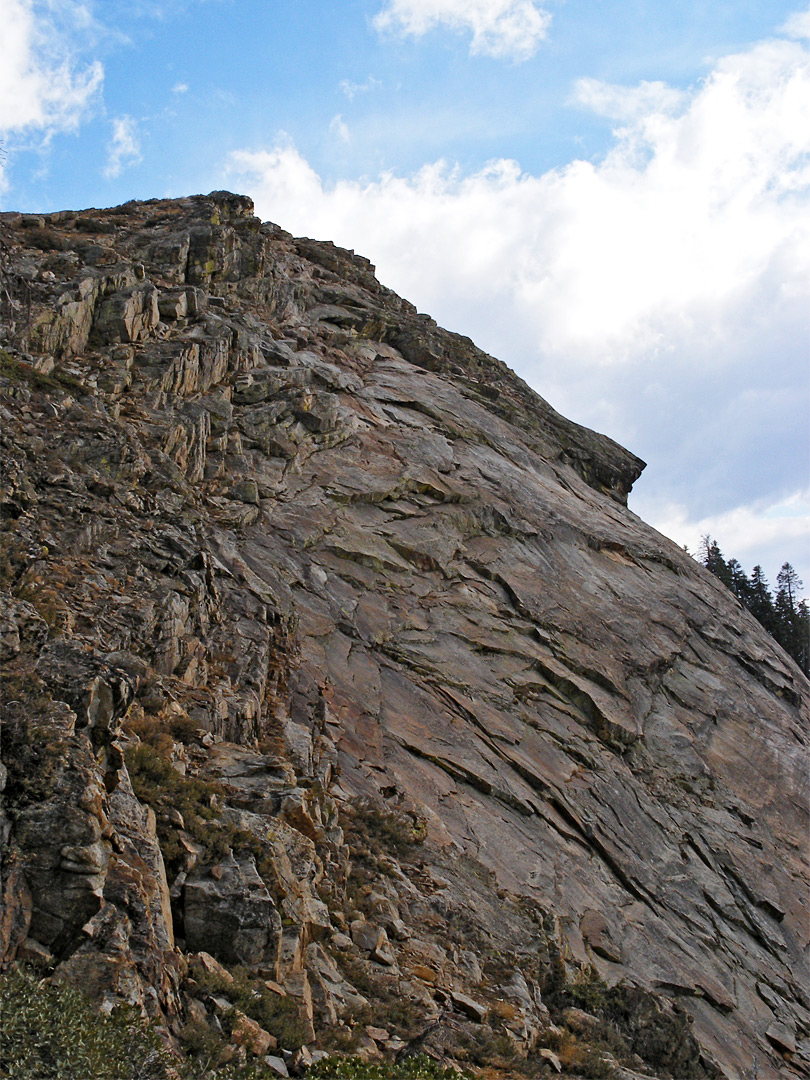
top-left (541, 1030), bottom-right (617, 1079)
top-left (0, 966), bottom-right (287, 1080)
top-left (184, 959), bottom-right (308, 1050)
top-left (0, 966), bottom-right (173, 1080)
top-left (305, 1053), bottom-right (469, 1079)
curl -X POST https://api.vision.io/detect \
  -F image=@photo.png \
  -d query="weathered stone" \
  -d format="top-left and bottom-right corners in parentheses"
top-left (230, 1011), bottom-right (276, 1055)
top-left (184, 852), bottom-right (281, 966)
top-left (354, 1033), bottom-right (382, 1060)
top-left (412, 964), bottom-right (440, 984)
top-left (365, 1025), bottom-right (390, 1042)
top-left (539, 1047), bottom-right (562, 1072)
top-left (281, 969), bottom-right (316, 1044)
top-left (388, 917), bottom-right (411, 941)
top-left (766, 1022), bottom-right (797, 1054)
top-left (350, 919), bottom-right (386, 953)
top-left (190, 951), bottom-right (234, 984)
top-left (263, 1056), bottom-right (289, 1077)
top-left (15, 937), bottom-right (54, 965)
top-left (580, 908), bottom-right (622, 964)
top-left (306, 941), bottom-right (368, 1022)
top-left (92, 283), bottom-right (159, 345)
top-left (158, 290), bottom-right (189, 321)
top-left (450, 990), bottom-right (488, 1023)
top-left (371, 940), bottom-right (397, 967)
top-left (229, 479), bottom-right (259, 504)
top-left (0, 866), bottom-right (32, 961)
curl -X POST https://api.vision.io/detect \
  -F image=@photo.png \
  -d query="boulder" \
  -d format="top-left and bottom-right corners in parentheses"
top-left (230, 1012), bottom-right (276, 1056)
top-left (450, 991), bottom-right (488, 1023)
top-left (350, 919), bottom-right (387, 953)
top-left (184, 852), bottom-right (281, 966)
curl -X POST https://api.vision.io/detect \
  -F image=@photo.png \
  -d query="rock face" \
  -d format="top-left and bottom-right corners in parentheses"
top-left (1, 192), bottom-right (808, 1079)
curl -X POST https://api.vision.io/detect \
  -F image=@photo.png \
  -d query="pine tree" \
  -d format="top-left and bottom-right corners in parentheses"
top-left (700, 535), bottom-right (733, 589)
top-left (747, 565), bottom-right (776, 634)
top-left (795, 600), bottom-right (810, 674)
top-left (726, 558), bottom-right (751, 604)
top-left (694, 543), bottom-right (807, 674)
top-left (776, 562), bottom-right (802, 608)
top-left (774, 563), bottom-right (807, 669)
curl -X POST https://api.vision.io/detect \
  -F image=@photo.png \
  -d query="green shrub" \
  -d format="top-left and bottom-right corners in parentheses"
top-left (1, 697), bottom-right (71, 808)
top-left (0, 964), bottom-right (298, 1080)
top-left (542, 1027), bottom-right (618, 1079)
top-left (343, 802), bottom-right (426, 860)
top-left (185, 959), bottom-right (308, 1050)
top-left (306, 1053), bottom-right (471, 1079)
top-left (125, 741), bottom-right (272, 881)
top-left (0, 965), bottom-right (173, 1080)
top-left (569, 966), bottom-right (608, 1014)
top-left (333, 957), bottom-right (424, 1037)
top-left (0, 348), bottom-right (83, 395)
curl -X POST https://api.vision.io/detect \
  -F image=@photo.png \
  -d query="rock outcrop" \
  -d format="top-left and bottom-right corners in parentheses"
top-left (1, 192), bottom-right (808, 1079)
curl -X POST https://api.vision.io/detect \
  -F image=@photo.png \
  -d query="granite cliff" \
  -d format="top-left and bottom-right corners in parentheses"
top-left (0, 192), bottom-right (808, 1079)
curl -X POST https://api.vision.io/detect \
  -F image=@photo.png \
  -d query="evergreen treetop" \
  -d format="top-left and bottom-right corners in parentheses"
top-left (698, 540), bottom-right (808, 675)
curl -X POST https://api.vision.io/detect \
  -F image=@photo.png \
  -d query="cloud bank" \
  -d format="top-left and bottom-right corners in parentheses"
top-left (227, 23), bottom-right (810, 580)
top-left (0, 0), bottom-right (103, 138)
top-left (373, 0), bottom-right (551, 61)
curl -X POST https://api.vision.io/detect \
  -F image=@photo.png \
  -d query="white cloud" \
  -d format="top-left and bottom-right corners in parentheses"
top-left (103, 115), bottom-right (141, 179)
top-left (227, 24), bottom-right (810, 584)
top-left (782, 4), bottom-right (810, 39)
top-left (642, 490), bottom-right (810, 591)
top-left (329, 114), bottom-right (351, 144)
top-left (373, 0), bottom-right (551, 61)
top-left (573, 78), bottom-right (687, 122)
top-left (339, 75), bottom-right (382, 101)
top-left (172, 81), bottom-right (189, 94)
top-left (0, 0), bottom-right (103, 137)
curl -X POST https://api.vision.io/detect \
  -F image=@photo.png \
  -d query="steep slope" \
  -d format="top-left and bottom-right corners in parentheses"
top-left (1, 192), bottom-right (807, 1079)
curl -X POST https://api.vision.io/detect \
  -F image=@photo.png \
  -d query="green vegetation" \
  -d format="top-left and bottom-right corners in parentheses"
top-left (699, 537), bottom-right (809, 673)
top-left (306, 1054), bottom-right (470, 1079)
top-left (542, 1028), bottom-right (617, 1079)
top-left (0, 965), bottom-right (171, 1080)
top-left (332, 955), bottom-right (425, 1038)
top-left (0, 348), bottom-right (83, 395)
top-left (537, 958), bottom-right (708, 1079)
top-left (0, 965), bottom-right (299, 1080)
top-left (343, 800), bottom-right (426, 860)
top-left (568, 966), bottom-right (609, 1015)
top-left (184, 958), bottom-right (307, 1050)
top-left (0, 689), bottom-right (69, 808)
top-left (124, 728), bottom-right (271, 882)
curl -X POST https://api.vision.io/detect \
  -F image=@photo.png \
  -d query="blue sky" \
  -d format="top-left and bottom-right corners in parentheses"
top-left (2, 0), bottom-right (809, 592)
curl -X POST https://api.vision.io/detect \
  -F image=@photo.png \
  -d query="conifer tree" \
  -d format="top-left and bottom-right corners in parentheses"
top-left (748, 565), bottom-right (776, 634)
top-left (795, 600), bottom-right (810, 673)
top-left (775, 563), bottom-right (806, 664)
top-left (726, 558), bottom-right (751, 604)
top-left (700, 535), bottom-right (733, 589)
top-left (697, 546), bottom-right (808, 674)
